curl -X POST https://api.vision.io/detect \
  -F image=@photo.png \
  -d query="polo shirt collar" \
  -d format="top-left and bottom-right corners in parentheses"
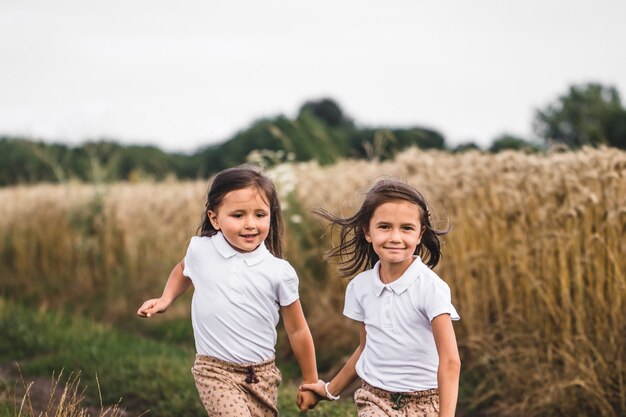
top-left (372, 256), bottom-right (423, 296)
top-left (212, 231), bottom-right (270, 266)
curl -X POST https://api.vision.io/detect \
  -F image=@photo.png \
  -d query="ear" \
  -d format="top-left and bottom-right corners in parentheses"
top-left (418, 225), bottom-right (426, 243)
top-left (208, 210), bottom-right (220, 230)
top-left (363, 226), bottom-right (372, 243)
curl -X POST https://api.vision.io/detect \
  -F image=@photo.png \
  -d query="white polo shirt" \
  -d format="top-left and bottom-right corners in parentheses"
top-left (344, 256), bottom-right (460, 392)
top-left (183, 232), bottom-right (299, 364)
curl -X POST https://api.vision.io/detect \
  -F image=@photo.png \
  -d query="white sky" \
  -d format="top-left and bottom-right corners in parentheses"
top-left (1, 0), bottom-right (625, 152)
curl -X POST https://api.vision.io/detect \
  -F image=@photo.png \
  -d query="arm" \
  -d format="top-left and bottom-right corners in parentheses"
top-left (300, 322), bottom-right (366, 401)
top-left (432, 313), bottom-right (461, 417)
top-left (281, 300), bottom-right (319, 411)
top-left (136, 261), bottom-right (192, 318)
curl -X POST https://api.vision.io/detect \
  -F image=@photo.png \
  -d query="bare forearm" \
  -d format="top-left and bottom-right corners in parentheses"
top-left (287, 327), bottom-right (318, 383)
top-left (299, 324), bottom-right (365, 401)
top-left (161, 262), bottom-right (192, 304)
top-left (326, 344), bottom-right (362, 398)
top-left (431, 314), bottom-right (460, 417)
top-left (437, 358), bottom-right (461, 417)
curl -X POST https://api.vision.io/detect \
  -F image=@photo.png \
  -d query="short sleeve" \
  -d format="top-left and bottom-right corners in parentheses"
top-left (421, 279), bottom-right (460, 322)
top-left (277, 261), bottom-right (299, 306)
top-left (343, 280), bottom-right (365, 322)
top-left (182, 236), bottom-right (197, 280)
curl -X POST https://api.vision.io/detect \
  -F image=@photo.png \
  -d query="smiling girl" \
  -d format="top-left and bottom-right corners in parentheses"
top-left (301, 179), bottom-right (461, 417)
top-left (137, 165), bottom-right (319, 416)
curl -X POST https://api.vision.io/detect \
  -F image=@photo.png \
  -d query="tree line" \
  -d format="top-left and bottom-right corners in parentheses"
top-left (1, 82), bottom-right (624, 186)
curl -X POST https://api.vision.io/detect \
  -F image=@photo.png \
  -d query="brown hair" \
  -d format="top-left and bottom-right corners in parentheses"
top-left (197, 164), bottom-right (284, 258)
top-left (314, 179), bottom-right (448, 276)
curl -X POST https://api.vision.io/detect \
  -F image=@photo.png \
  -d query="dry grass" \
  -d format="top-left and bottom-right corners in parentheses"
top-left (2, 367), bottom-right (129, 417)
top-left (0, 180), bottom-right (205, 321)
top-left (1, 147), bottom-right (625, 416)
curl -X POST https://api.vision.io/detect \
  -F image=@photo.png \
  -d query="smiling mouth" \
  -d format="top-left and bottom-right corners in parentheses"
top-left (241, 234), bottom-right (258, 239)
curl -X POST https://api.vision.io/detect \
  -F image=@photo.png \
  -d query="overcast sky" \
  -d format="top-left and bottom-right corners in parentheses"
top-left (1, 0), bottom-right (625, 152)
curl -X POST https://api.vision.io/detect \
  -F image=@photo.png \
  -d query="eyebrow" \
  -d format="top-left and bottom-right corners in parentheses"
top-left (374, 221), bottom-right (418, 227)
top-left (227, 208), bottom-right (270, 213)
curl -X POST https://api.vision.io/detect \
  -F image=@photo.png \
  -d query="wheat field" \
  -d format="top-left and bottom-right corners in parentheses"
top-left (1, 147), bottom-right (624, 417)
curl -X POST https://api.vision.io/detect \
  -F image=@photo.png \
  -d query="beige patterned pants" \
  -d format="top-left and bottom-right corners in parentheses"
top-left (354, 382), bottom-right (440, 417)
top-left (192, 354), bottom-right (282, 417)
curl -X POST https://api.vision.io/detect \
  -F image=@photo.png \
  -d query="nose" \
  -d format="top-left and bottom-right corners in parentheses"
top-left (243, 215), bottom-right (256, 229)
top-left (389, 228), bottom-right (402, 242)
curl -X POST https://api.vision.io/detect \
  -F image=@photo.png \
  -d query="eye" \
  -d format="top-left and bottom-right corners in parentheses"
top-left (232, 213), bottom-right (244, 218)
top-left (402, 225), bottom-right (415, 231)
top-left (378, 224), bottom-right (390, 230)
top-left (256, 212), bottom-right (268, 218)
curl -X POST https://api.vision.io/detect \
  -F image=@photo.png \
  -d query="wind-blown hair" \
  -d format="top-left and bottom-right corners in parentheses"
top-left (314, 179), bottom-right (448, 276)
top-left (197, 165), bottom-right (284, 258)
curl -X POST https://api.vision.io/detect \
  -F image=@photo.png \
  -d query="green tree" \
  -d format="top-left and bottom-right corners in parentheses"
top-left (533, 83), bottom-right (626, 149)
top-left (0, 138), bottom-right (61, 185)
top-left (452, 142), bottom-right (481, 153)
top-left (0, 98), bottom-right (450, 186)
top-left (299, 98), bottom-right (352, 127)
top-left (489, 134), bottom-right (542, 153)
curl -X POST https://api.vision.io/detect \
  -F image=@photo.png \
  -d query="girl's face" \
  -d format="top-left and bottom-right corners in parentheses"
top-left (364, 199), bottom-right (425, 269)
top-left (208, 186), bottom-right (271, 253)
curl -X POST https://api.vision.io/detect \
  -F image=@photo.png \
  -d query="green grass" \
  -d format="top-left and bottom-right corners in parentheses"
top-left (0, 298), bottom-right (202, 416)
top-left (0, 298), bottom-right (356, 416)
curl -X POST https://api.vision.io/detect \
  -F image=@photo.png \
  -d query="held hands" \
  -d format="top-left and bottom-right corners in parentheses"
top-left (296, 387), bottom-right (321, 412)
top-left (299, 379), bottom-right (333, 403)
top-left (136, 297), bottom-right (169, 318)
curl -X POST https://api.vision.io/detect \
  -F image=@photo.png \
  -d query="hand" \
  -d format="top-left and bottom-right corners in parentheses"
top-left (136, 298), bottom-right (169, 318)
top-left (299, 379), bottom-right (328, 401)
top-left (297, 388), bottom-right (321, 412)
